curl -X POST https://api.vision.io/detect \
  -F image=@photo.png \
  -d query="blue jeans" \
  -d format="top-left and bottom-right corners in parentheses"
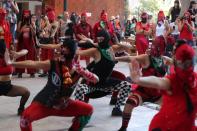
top-left (10, 23), bottom-right (16, 44)
top-left (186, 40), bottom-right (194, 46)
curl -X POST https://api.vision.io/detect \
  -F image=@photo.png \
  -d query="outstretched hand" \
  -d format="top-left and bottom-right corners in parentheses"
top-left (129, 59), bottom-right (141, 83)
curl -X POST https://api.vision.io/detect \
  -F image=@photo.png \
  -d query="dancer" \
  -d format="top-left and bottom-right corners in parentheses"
top-left (117, 36), bottom-right (171, 131)
top-left (93, 10), bottom-right (117, 44)
top-left (74, 12), bottom-right (94, 65)
top-left (74, 29), bottom-right (131, 116)
top-left (135, 12), bottom-right (152, 55)
top-left (130, 40), bottom-right (197, 131)
top-left (12, 39), bottom-right (98, 131)
top-left (16, 10), bottom-right (37, 78)
top-left (0, 39), bottom-right (30, 115)
top-left (0, 8), bottom-right (12, 49)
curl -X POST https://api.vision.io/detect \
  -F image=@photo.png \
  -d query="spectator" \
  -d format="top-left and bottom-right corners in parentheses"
top-left (168, 0), bottom-right (181, 23)
top-left (3, 0), bottom-right (19, 50)
top-left (59, 11), bottom-right (71, 37)
top-left (178, 12), bottom-right (195, 46)
top-left (16, 10), bottom-right (36, 78)
top-left (188, 1), bottom-right (197, 27)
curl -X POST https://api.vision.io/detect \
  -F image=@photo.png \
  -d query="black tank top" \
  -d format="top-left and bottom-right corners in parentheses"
top-left (33, 60), bottom-right (80, 107)
top-left (87, 48), bottom-right (115, 85)
top-left (171, 7), bottom-right (180, 22)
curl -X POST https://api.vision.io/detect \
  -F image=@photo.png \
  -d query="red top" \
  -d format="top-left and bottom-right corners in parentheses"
top-left (0, 21), bottom-right (12, 49)
top-left (135, 22), bottom-right (150, 46)
top-left (93, 21), bottom-right (114, 42)
top-left (149, 73), bottom-right (197, 131)
top-left (179, 23), bottom-right (193, 41)
top-left (74, 23), bottom-right (93, 40)
top-left (0, 57), bottom-right (13, 75)
top-left (136, 22), bottom-right (150, 32)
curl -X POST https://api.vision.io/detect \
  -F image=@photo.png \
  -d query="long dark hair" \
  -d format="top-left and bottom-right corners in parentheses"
top-left (20, 10), bottom-right (31, 29)
top-left (189, 1), bottom-right (196, 9)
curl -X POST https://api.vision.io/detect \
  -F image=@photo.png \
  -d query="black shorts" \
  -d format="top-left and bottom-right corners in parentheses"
top-left (0, 81), bottom-right (13, 95)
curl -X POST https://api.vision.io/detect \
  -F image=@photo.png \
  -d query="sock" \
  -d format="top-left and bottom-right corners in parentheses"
top-left (121, 112), bottom-right (131, 129)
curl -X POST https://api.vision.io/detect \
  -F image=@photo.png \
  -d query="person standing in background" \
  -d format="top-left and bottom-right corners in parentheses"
top-left (16, 10), bottom-right (37, 78)
top-left (3, 0), bottom-right (19, 50)
top-left (178, 12), bottom-right (195, 46)
top-left (188, 1), bottom-right (197, 27)
top-left (168, 0), bottom-right (181, 23)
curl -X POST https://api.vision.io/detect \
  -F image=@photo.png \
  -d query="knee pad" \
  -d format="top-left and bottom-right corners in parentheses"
top-left (126, 94), bottom-right (141, 107)
top-left (20, 116), bottom-right (30, 128)
top-left (72, 115), bottom-right (91, 131)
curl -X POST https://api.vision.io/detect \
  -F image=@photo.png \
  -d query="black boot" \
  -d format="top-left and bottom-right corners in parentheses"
top-left (18, 73), bottom-right (22, 78)
top-left (17, 106), bottom-right (24, 116)
top-left (38, 73), bottom-right (47, 77)
top-left (30, 73), bottom-right (35, 78)
top-left (109, 97), bottom-right (117, 105)
top-left (118, 127), bottom-right (127, 131)
top-left (111, 107), bottom-right (122, 116)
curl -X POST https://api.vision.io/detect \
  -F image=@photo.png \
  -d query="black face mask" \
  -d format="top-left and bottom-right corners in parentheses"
top-left (141, 18), bottom-right (147, 23)
top-left (97, 30), bottom-right (111, 49)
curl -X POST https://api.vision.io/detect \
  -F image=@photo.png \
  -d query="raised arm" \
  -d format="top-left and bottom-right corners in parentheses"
top-left (12, 60), bottom-right (50, 70)
top-left (130, 59), bottom-right (171, 90)
top-left (162, 56), bottom-right (173, 66)
top-left (115, 54), bottom-right (148, 63)
top-left (11, 1), bottom-right (19, 14)
top-left (76, 48), bottom-right (98, 59)
top-left (39, 43), bottom-right (61, 50)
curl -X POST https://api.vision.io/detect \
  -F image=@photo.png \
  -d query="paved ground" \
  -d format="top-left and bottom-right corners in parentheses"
top-left (0, 62), bottom-right (196, 131)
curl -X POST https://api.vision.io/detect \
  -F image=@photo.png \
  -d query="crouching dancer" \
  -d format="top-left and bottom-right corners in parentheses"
top-left (129, 40), bottom-right (197, 131)
top-left (0, 39), bottom-right (30, 115)
top-left (11, 39), bottom-right (99, 131)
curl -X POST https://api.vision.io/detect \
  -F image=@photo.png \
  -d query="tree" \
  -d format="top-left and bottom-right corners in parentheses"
top-left (138, 0), bottom-right (160, 14)
top-left (179, 0), bottom-right (190, 16)
top-left (132, 0), bottom-right (160, 20)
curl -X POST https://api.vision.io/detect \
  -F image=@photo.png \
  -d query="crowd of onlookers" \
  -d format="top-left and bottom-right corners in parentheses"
top-left (1, 0), bottom-right (196, 78)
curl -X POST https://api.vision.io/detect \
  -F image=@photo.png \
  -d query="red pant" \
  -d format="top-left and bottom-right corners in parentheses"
top-left (135, 34), bottom-right (149, 55)
top-left (20, 100), bottom-right (93, 131)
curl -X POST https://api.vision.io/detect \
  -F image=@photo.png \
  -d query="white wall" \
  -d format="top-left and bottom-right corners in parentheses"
top-left (28, 1), bottom-right (42, 14)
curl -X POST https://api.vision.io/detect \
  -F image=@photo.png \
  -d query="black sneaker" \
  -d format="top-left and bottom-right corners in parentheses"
top-left (118, 127), bottom-right (127, 131)
top-left (111, 107), bottom-right (122, 116)
top-left (30, 74), bottom-right (35, 78)
top-left (17, 107), bottom-right (24, 116)
top-left (18, 73), bottom-right (22, 78)
top-left (38, 73), bottom-right (47, 77)
top-left (109, 97), bottom-right (117, 105)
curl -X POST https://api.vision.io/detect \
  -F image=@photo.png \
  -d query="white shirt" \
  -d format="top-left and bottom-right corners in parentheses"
top-left (156, 22), bottom-right (165, 37)
top-left (170, 22), bottom-right (179, 35)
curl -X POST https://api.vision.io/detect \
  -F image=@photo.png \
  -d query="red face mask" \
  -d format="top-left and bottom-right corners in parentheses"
top-left (101, 13), bottom-right (107, 22)
top-left (157, 11), bottom-right (165, 22)
top-left (0, 9), bottom-right (6, 22)
top-left (0, 14), bottom-right (6, 21)
top-left (150, 37), bottom-right (165, 57)
top-left (174, 44), bottom-right (195, 82)
top-left (47, 11), bottom-right (56, 22)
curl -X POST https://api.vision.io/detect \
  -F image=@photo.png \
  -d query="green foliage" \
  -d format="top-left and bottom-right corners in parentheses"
top-left (140, 0), bottom-right (159, 14)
